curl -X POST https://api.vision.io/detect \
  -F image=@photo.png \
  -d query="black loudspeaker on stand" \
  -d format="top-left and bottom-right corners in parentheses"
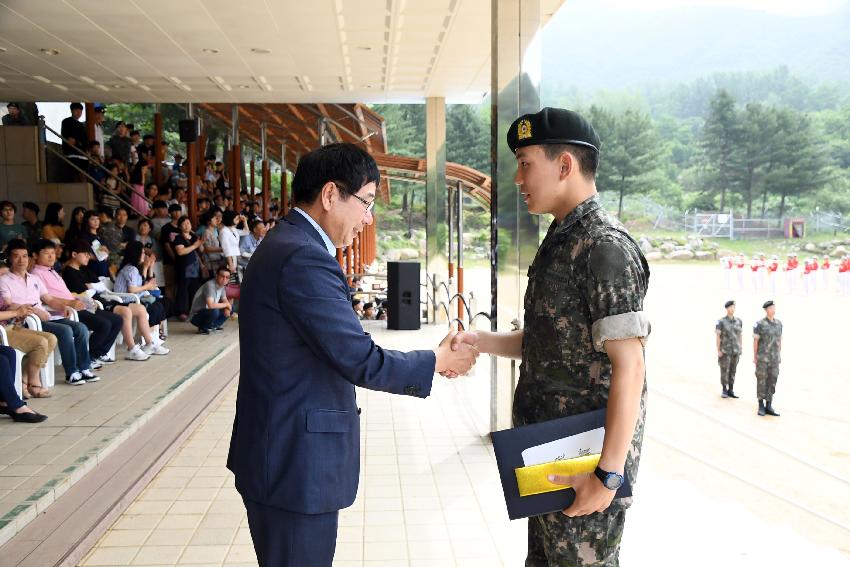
top-left (387, 261), bottom-right (420, 330)
top-left (178, 119), bottom-right (199, 143)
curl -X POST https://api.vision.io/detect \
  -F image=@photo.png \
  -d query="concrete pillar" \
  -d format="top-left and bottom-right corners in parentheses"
top-left (490, 0), bottom-right (542, 431)
top-left (425, 96), bottom-right (447, 320)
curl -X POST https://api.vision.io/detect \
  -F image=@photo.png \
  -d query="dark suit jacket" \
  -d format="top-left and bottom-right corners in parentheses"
top-left (228, 210), bottom-right (435, 514)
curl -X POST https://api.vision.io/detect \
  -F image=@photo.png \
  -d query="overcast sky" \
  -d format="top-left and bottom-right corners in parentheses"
top-left (588, 0), bottom-right (849, 16)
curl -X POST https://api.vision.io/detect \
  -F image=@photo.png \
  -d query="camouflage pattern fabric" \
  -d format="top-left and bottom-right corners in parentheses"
top-left (514, 195), bottom-right (650, 566)
top-left (718, 353), bottom-right (740, 389)
top-left (527, 508), bottom-right (627, 567)
top-left (715, 316), bottom-right (742, 355)
top-left (716, 316), bottom-right (742, 389)
top-left (754, 317), bottom-right (782, 400)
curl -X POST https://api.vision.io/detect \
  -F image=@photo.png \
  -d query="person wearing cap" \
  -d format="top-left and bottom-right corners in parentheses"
top-left (753, 300), bottom-right (782, 417)
top-left (715, 300), bottom-right (742, 398)
top-left (61, 102), bottom-right (88, 181)
top-left (448, 107), bottom-right (650, 565)
top-left (2, 102), bottom-right (29, 126)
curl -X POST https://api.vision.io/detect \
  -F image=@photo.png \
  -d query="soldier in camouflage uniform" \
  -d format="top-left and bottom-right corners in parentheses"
top-left (446, 108), bottom-right (650, 566)
top-left (753, 300), bottom-right (782, 417)
top-left (715, 300), bottom-right (742, 398)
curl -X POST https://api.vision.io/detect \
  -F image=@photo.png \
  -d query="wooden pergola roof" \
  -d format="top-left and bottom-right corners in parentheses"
top-left (199, 103), bottom-right (491, 207)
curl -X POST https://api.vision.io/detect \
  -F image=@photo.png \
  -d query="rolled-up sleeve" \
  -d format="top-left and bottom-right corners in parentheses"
top-left (586, 239), bottom-right (651, 353)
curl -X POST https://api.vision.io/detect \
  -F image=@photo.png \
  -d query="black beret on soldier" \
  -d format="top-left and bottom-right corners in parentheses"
top-left (507, 107), bottom-right (601, 154)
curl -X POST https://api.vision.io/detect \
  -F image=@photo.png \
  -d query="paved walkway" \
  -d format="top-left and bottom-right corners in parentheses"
top-left (78, 318), bottom-right (850, 567)
top-left (0, 322), bottom-right (238, 546)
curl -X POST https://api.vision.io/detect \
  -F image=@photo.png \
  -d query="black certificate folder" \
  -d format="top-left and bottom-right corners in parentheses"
top-left (490, 409), bottom-right (632, 520)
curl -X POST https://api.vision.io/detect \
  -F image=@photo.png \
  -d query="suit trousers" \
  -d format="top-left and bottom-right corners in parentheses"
top-left (242, 497), bottom-right (339, 567)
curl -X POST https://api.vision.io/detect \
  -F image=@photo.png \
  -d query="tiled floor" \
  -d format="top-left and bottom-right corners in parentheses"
top-left (79, 322), bottom-right (529, 566)
top-left (79, 312), bottom-right (850, 566)
top-left (0, 321), bottom-right (239, 545)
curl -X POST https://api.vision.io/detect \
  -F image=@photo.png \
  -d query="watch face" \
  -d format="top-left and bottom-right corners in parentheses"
top-left (604, 473), bottom-right (624, 490)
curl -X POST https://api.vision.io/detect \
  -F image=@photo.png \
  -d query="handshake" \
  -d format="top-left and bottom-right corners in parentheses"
top-left (433, 330), bottom-right (480, 378)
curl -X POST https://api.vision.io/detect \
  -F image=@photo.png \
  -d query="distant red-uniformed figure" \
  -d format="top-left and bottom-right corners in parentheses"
top-left (736, 254), bottom-right (746, 289)
top-left (802, 258), bottom-right (813, 296)
top-left (768, 255), bottom-right (779, 296)
top-left (821, 255), bottom-right (831, 289)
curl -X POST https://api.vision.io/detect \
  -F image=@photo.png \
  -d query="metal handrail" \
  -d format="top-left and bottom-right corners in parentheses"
top-left (40, 143), bottom-right (151, 220)
top-left (41, 120), bottom-right (154, 208)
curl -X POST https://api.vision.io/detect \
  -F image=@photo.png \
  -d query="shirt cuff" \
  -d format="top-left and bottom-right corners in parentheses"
top-left (591, 311), bottom-right (651, 353)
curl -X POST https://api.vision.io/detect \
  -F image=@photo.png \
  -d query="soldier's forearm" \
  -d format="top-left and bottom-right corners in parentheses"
top-left (599, 339), bottom-right (645, 474)
top-left (477, 329), bottom-right (523, 360)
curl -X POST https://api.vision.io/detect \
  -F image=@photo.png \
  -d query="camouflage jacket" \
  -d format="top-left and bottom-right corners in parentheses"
top-left (754, 317), bottom-right (782, 364)
top-left (715, 316), bottom-right (743, 355)
top-left (514, 195), bottom-right (650, 488)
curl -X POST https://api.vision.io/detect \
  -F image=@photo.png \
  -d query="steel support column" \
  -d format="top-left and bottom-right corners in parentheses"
top-left (490, 0), bottom-right (543, 431)
top-left (425, 96), bottom-right (447, 321)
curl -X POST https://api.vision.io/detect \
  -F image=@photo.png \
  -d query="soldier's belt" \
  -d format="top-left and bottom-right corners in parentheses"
top-left (514, 454), bottom-right (600, 497)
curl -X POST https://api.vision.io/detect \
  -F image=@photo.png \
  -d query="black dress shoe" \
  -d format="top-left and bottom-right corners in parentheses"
top-left (10, 411), bottom-right (48, 423)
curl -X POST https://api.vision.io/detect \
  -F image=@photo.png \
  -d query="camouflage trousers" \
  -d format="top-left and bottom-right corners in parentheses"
top-left (526, 506), bottom-right (627, 567)
top-left (756, 361), bottom-right (780, 400)
top-left (718, 353), bottom-right (740, 389)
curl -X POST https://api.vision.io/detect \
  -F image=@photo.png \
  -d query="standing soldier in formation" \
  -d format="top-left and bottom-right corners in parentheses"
top-left (715, 300), bottom-right (742, 399)
top-left (753, 300), bottom-right (782, 417)
top-left (448, 108), bottom-right (650, 566)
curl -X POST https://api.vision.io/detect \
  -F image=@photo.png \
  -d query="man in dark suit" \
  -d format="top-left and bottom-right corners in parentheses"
top-left (228, 143), bottom-right (478, 567)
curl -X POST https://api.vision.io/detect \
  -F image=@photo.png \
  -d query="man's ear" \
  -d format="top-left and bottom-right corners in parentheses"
top-left (320, 181), bottom-right (337, 212)
top-left (559, 151), bottom-right (574, 180)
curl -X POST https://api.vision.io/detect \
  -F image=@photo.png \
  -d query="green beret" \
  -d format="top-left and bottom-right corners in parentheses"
top-left (762, 300), bottom-right (774, 309)
top-left (507, 107), bottom-right (601, 154)
top-left (724, 300), bottom-right (735, 308)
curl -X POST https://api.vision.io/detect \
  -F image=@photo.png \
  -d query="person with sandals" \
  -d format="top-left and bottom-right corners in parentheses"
top-left (0, 343), bottom-right (47, 423)
top-left (0, 264), bottom-right (57, 400)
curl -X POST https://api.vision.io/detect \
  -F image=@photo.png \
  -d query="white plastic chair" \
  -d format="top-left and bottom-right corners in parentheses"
top-left (0, 325), bottom-right (25, 399)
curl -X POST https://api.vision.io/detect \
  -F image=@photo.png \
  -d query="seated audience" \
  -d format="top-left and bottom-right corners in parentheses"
top-left (0, 240), bottom-right (98, 386)
top-left (62, 240), bottom-right (165, 360)
top-left (42, 203), bottom-right (66, 244)
top-left (81, 210), bottom-right (110, 278)
top-left (239, 218), bottom-right (267, 263)
top-left (114, 241), bottom-right (169, 343)
top-left (0, 283), bottom-right (56, 399)
top-left (63, 206), bottom-right (87, 246)
top-left (0, 201), bottom-right (25, 250)
top-left (32, 240), bottom-right (123, 365)
top-left (114, 206), bottom-right (136, 250)
top-left (189, 267), bottom-right (233, 334)
top-left (21, 202), bottom-right (42, 248)
top-left (0, 344), bottom-right (47, 423)
top-left (352, 299), bottom-right (364, 318)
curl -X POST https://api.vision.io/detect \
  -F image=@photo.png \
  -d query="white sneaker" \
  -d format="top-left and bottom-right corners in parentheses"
top-left (126, 345), bottom-right (151, 361)
top-left (66, 372), bottom-right (86, 385)
top-left (142, 343), bottom-right (170, 356)
top-left (99, 354), bottom-right (116, 364)
top-left (82, 369), bottom-right (100, 382)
